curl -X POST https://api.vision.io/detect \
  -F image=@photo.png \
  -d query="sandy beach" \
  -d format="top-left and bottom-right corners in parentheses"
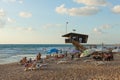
top-left (0, 53), bottom-right (120, 80)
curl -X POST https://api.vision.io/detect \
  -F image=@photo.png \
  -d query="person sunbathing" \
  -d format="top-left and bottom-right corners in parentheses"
top-left (24, 61), bottom-right (33, 71)
top-left (19, 57), bottom-right (27, 65)
top-left (36, 53), bottom-right (41, 61)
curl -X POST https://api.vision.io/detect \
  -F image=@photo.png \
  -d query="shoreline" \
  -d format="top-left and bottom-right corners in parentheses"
top-left (0, 62), bottom-right (18, 66)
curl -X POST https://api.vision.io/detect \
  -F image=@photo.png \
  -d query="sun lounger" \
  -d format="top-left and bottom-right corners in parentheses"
top-left (24, 63), bottom-right (48, 71)
top-left (36, 63), bottom-right (48, 69)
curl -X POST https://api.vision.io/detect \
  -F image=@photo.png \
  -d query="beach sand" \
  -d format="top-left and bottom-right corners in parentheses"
top-left (0, 53), bottom-right (120, 80)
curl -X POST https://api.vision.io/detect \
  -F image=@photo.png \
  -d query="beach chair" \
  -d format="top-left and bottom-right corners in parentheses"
top-left (24, 63), bottom-right (48, 71)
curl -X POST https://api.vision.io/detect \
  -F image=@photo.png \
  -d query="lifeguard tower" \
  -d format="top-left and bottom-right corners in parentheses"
top-left (62, 32), bottom-right (88, 52)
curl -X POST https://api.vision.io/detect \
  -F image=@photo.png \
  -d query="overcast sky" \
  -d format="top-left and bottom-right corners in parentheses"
top-left (0, 0), bottom-right (120, 44)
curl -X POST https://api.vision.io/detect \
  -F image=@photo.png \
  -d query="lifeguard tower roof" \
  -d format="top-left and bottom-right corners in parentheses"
top-left (62, 32), bottom-right (88, 43)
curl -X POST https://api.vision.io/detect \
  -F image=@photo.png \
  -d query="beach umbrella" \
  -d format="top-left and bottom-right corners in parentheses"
top-left (69, 49), bottom-right (80, 53)
top-left (95, 48), bottom-right (109, 52)
top-left (47, 48), bottom-right (59, 54)
top-left (112, 48), bottom-right (120, 52)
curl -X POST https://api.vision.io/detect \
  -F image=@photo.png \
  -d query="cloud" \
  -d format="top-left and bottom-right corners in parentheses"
top-left (93, 24), bottom-right (112, 34)
top-left (2, 0), bottom-right (16, 3)
top-left (24, 27), bottom-right (33, 31)
top-left (74, 0), bottom-right (108, 6)
top-left (0, 9), bottom-right (16, 28)
top-left (0, 19), bottom-right (6, 28)
top-left (0, 9), bottom-right (6, 28)
top-left (55, 4), bottom-right (68, 14)
top-left (112, 5), bottom-right (120, 14)
top-left (8, 0), bottom-right (16, 2)
top-left (100, 24), bottom-right (112, 29)
top-left (68, 6), bottom-right (100, 16)
top-left (18, 0), bottom-right (24, 4)
top-left (19, 12), bottom-right (32, 18)
top-left (93, 28), bottom-right (103, 34)
top-left (43, 23), bottom-right (62, 29)
top-left (56, 4), bottom-right (100, 16)
top-left (2, 0), bottom-right (24, 4)
top-left (14, 26), bottom-right (34, 32)
top-left (7, 17), bottom-right (16, 23)
top-left (0, 9), bottom-right (6, 18)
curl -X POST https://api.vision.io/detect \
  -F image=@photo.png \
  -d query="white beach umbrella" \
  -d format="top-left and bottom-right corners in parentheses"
top-left (95, 48), bottom-right (109, 52)
top-left (80, 49), bottom-right (95, 57)
top-left (112, 48), bottom-right (120, 52)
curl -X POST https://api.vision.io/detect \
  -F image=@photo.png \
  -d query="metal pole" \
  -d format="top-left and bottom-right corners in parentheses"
top-left (66, 22), bottom-right (68, 33)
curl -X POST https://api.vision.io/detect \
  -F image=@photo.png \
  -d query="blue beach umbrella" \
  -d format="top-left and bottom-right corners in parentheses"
top-left (72, 50), bottom-right (80, 53)
top-left (69, 49), bottom-right (80, 54)
top-left (47, 48), bottom-right (59, 54)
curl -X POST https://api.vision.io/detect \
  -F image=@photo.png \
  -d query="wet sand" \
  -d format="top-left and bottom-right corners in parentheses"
top-left (0, 53), bottom-right (120, 80)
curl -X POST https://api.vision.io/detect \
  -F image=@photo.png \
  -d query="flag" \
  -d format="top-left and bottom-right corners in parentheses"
top-left (73, 29), bottom-right (76, 31)
top-left (66, 22), bottom-right (68, 24)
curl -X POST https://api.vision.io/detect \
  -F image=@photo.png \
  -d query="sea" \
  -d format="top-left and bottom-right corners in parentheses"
top-left (0, 44), bottom-right (115, 64)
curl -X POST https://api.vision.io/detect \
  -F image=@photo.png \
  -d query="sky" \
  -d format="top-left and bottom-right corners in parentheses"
top-left (0, 0), bottom-right (120, 44)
